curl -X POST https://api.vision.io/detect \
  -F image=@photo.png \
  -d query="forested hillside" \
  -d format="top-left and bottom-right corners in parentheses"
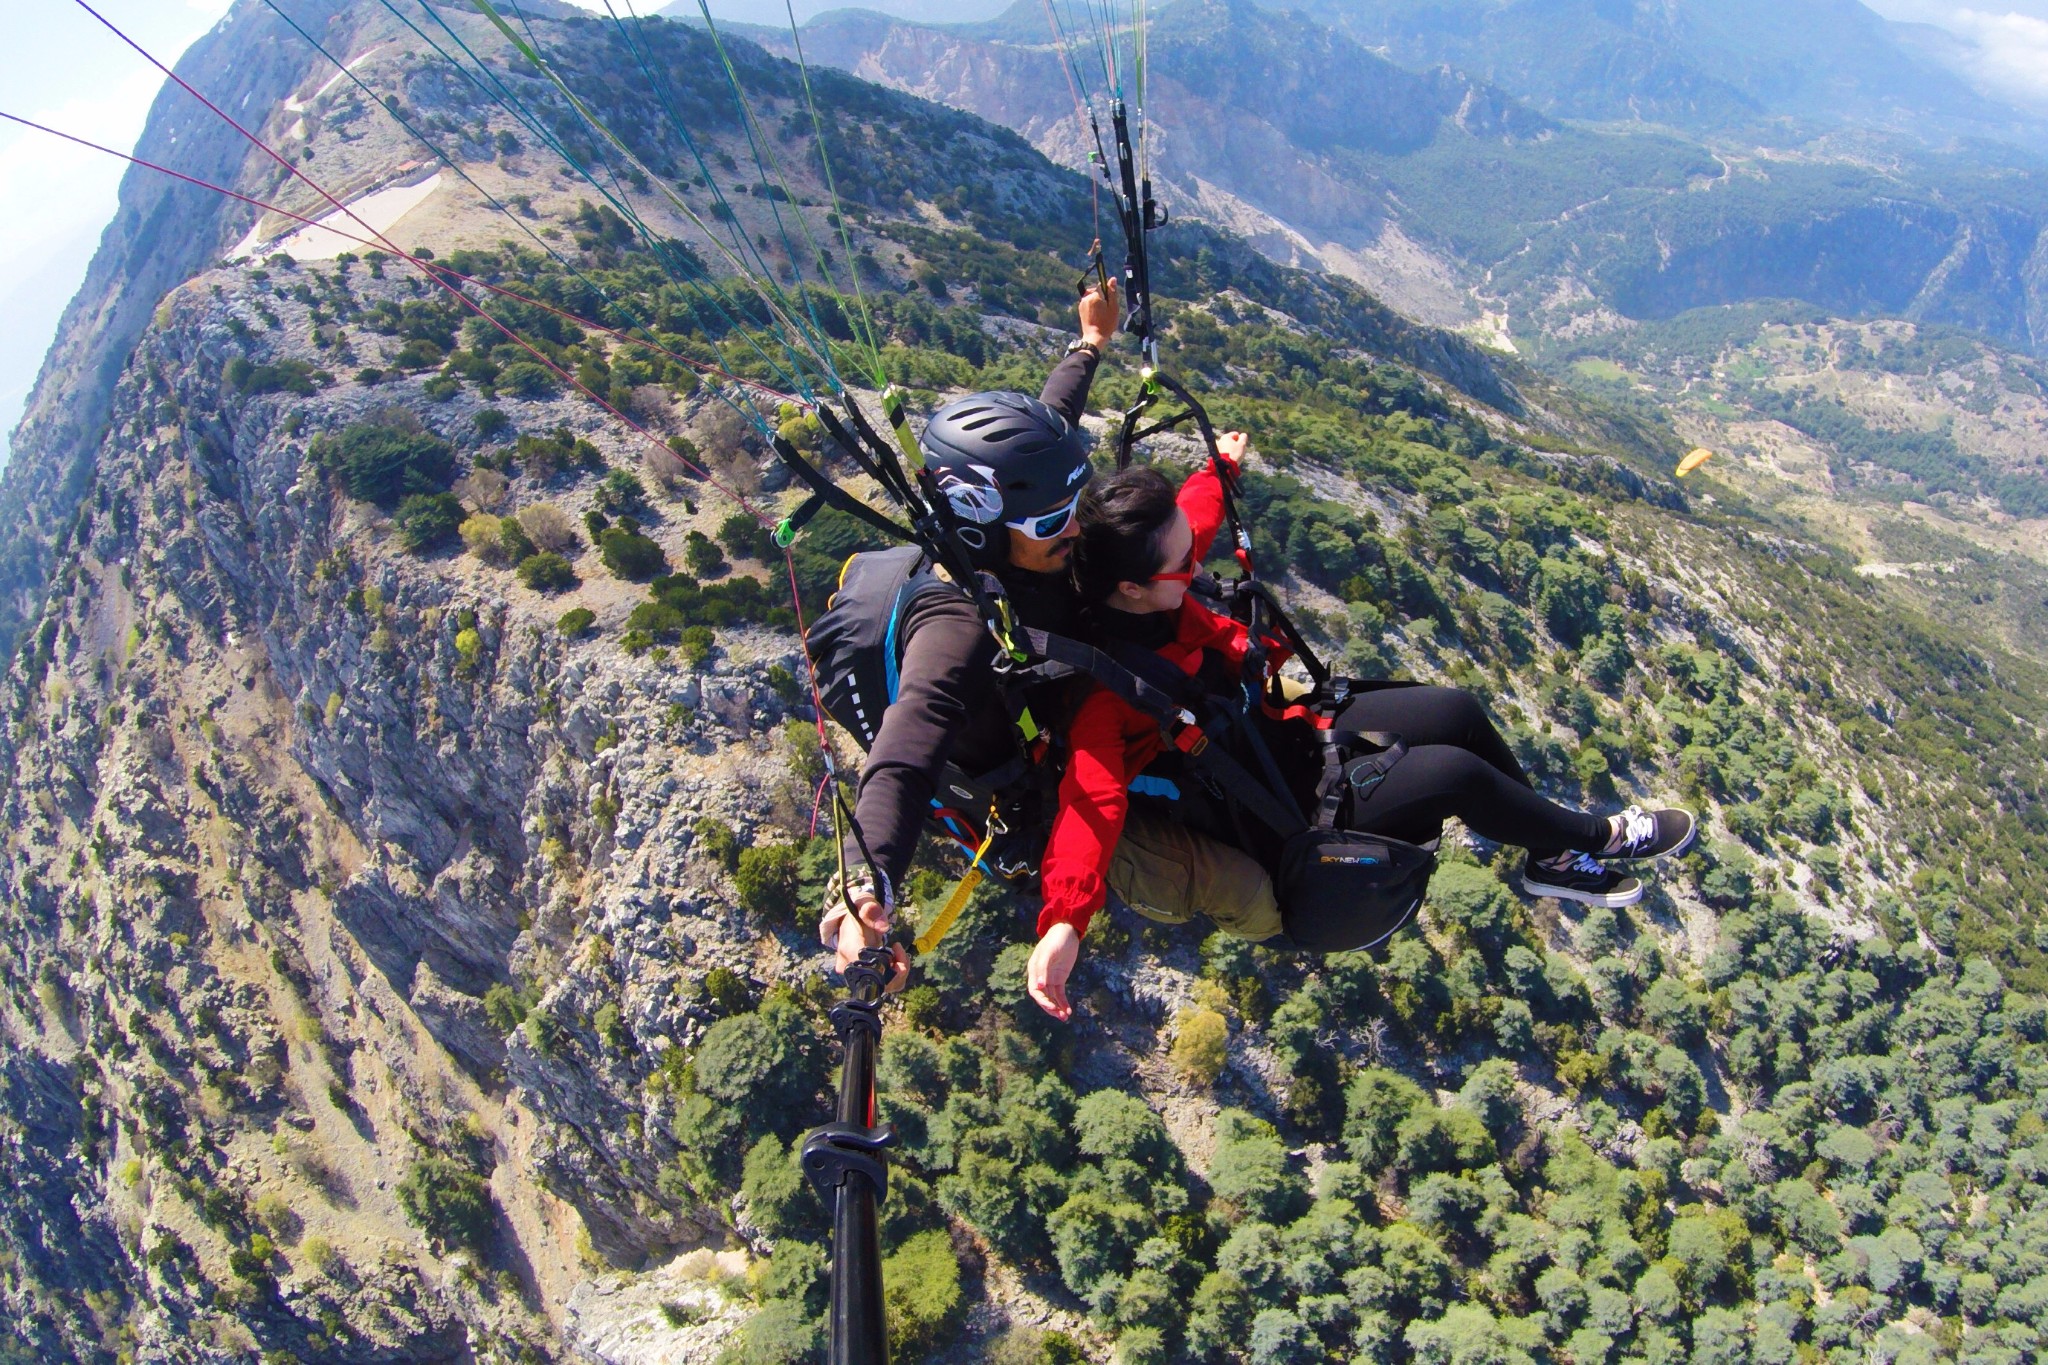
top-left (1, 3), bottom-right (2046, 1364)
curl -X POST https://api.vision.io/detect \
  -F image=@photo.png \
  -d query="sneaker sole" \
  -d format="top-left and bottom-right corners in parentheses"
top-left (1520, 874), bottom-right (1644, 908)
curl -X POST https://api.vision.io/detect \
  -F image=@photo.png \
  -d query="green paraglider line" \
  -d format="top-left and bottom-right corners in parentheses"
top-left (262, 0), bottom-right (799, 443)
top-left (467, 0), bottom-right (844, 393)
top-left (384, 0), bottom-right (817, 415)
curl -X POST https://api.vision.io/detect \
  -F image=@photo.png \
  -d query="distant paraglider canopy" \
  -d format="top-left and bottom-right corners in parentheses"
top-left (1676, 447), bottom-right (1715, 477)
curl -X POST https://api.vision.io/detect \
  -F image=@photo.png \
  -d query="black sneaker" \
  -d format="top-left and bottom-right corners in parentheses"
top-left (1601, 806), bottom-right (1696, 861)
top-left (1522, 852), bottom-right (1644, 908)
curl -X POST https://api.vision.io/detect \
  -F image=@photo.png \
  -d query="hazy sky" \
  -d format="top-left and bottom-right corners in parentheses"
top-left (1, 0), bottom-right (2043, 471)
top-left (1866, 1), bottom-right (2048, 108)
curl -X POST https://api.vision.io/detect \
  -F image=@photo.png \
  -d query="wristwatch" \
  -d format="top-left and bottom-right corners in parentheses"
top-left (1065, 338), bottom-right (1102, 360)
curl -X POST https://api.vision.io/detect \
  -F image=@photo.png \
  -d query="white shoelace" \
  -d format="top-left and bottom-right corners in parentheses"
top-left (1614, 805), bottom-right (1655, 854)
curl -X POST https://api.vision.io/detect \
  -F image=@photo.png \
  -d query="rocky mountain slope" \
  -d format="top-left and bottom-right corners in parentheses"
top-left (3, 3), bottom-right (2048, 1363)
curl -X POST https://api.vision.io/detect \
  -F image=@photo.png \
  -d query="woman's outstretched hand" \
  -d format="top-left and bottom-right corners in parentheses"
top-left (1215, 430), bottom-right (1249, 475)
top-left (1028, 922), bottom-right (1083, 1021)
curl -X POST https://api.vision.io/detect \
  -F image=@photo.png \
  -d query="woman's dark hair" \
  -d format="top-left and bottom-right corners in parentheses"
top-left (1073, 465), bottom-right (1179, 606)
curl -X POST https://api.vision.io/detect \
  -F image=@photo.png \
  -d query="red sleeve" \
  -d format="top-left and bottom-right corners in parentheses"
top-left (1177, 462), bottom-right (1227, 563)
top-left (1038, 688), bottom-right (1162, 939)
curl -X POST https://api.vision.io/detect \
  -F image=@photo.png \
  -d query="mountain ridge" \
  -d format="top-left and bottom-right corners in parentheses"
top-left (1254, 0), bottom-right (2045, 145)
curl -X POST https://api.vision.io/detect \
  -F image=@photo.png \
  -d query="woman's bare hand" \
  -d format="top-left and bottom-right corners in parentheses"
top-left (1027, 923), bottom-right (1083, 1021)
top-left (1215, 430), bottom-right (1249, 472)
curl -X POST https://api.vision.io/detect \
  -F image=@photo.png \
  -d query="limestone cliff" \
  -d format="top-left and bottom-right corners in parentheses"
top-left (0, 253), bottom-right (835, 1359)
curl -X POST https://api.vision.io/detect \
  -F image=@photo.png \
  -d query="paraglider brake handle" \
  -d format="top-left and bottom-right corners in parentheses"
top-left (1076, 237), bottom-right (1111, 299)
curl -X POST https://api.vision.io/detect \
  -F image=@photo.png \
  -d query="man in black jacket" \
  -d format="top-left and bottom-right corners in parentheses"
top-left (822, 283), bottom-right (1122, 980)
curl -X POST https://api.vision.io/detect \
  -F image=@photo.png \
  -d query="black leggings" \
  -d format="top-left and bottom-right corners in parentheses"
top-left (1328, 685), bottom-right (1608, 857)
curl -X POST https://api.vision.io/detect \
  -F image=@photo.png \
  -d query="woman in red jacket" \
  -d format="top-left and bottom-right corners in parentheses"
top-left (1026, 452), bottom-right (1695, 1020)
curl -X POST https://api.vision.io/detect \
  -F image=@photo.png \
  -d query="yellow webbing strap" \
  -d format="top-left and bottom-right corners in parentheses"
top-left (991, 594), bottom-right (1030, 665)
top-left (913, 807), bottom-right (998, 956)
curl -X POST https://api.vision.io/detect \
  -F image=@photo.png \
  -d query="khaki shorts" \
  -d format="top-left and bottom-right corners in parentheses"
top-left (1106, 807), bottom-right (1282, 941)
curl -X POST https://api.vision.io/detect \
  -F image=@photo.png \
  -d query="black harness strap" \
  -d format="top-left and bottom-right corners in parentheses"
top-left (1108, 98), bottom-right (1162, 358)
top-left (772, 432), bottom-right (914, 544)
top-left (1225, 579), bottom-right (1331, 686)
top-left (1314, 730), bottom-right (1408, 832)
top-left (824, 397), bottom-right (925, 514)
top-left (1024, 627), bottom-right (1311, 841)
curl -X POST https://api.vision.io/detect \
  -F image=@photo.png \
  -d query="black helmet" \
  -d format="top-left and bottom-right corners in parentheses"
top-left (920, 391), bottom-right (1092, 564)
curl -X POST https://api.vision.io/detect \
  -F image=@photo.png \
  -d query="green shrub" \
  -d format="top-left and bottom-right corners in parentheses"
top-left (681, 625), bottom-right (716, 668)
top-left (226, 356), bottom-right (323, 396)
top-left (857, 1232), bottom-right (953, 1341)
top-left (1535, 554), bottom-right (1607, 646)
top-left (671, 997), bottom-right (822, 1190)
top-left (474, 408), bottom-right (512, 440)
top-left (740, 1134), bottom-right (811, 1239)
top-left (592, 1001), bottom-right (627, 1051)
top-left (517, 427), bottom-right (600, 481)
top-left (393, 338), bottom-right (445, 370)
top-left (704, 965), bottom-right (749, 1011)
top-left (228, 1233), bottom-right (276, 1282)
top-left (396, 1156), bottom-right (492, 1252)
top-left (497, 514), bottom-right (536, 563)
top-left (594, 468), bottom-right (647, 515)
top-left (719, 511), bottom-right (779, 562)
top-left (483, 982), bottom-right (530, 1031)
top-left (1170, 1006), bottom-right (1229, 1085)
top-left (695, 818), bottom-right (740, 870)
top-left (1209, 1110), bottom-right (1306, 1225)
top-left (685, 530), bottom-right (727, 577)
top-left (1640, 977), bottom-right (1709, 1047)
top-left (517, 552), bottom-right (577, 592)
top-left (460, 513), bottom-right (510, 563)
top-left (718, 1299), bottom-right (820, 1364)
top-left (599, 527), bottom-right (667, 580)
top-left (735, 844), bottom-right (801, 922)
top-left (494, 361), bottom-right (556, 398)
top-left (313, 420), bottom-right (455, 506)
top-left (395, 492), bottom-right (465, 551)
top-left (1344, 1067), bottom-right (1429, 1170)
top-left (557, 606), bottom-right (596, 637)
